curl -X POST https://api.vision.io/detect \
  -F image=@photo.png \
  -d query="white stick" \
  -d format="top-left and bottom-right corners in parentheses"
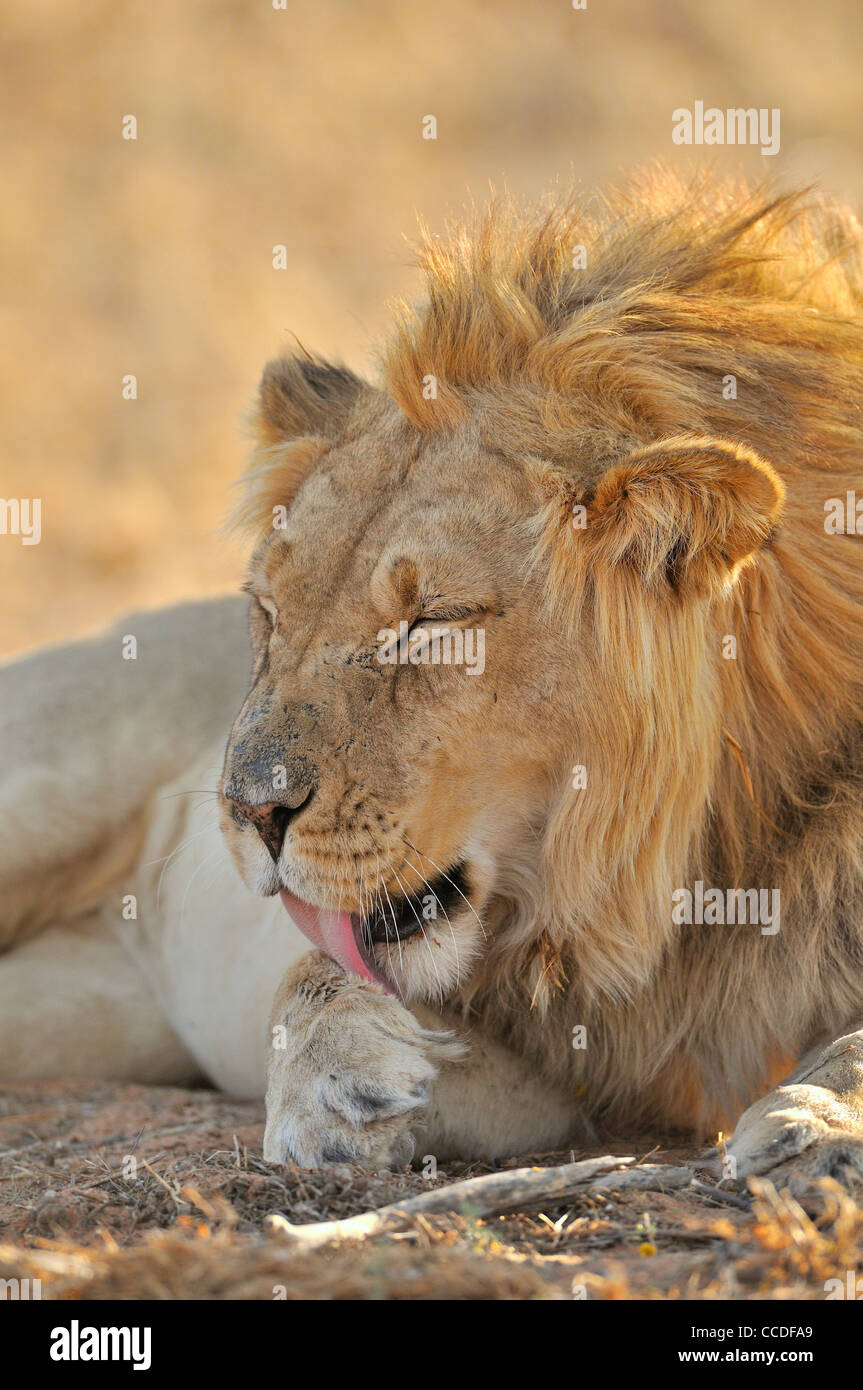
top-left (266, 1154), bottom-right (635, 1248)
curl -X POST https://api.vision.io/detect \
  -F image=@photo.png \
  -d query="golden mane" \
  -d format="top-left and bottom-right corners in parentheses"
top-left (382, 173), bottom-right (863, 1110)
top-left (239, 174), bottom-right (863, 1126)
top-left (384, 167), bottom-right (863, 452)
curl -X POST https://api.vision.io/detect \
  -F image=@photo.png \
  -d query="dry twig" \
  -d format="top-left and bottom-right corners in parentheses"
top-left (267, 1155), bottom-right (634, 1249)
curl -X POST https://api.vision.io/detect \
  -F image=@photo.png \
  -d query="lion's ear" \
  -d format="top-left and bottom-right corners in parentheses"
top-left (232, 356), bottom-right (368, 536)
top-left (580, 435), bottom-right (785, 597)
top-left (256, 355), bottom-right (367, 443)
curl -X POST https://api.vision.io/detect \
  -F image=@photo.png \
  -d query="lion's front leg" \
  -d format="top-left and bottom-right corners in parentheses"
top-left (263, 953), bottom-right (580, 1169)
top-left (725, 1023), bottom-right (863, 1187)
top-left (263, 953), bottom-right (464, 1168)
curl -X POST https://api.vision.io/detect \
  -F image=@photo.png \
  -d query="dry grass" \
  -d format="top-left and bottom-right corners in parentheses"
top-left (1, 1080), bottom-right (862, 1299)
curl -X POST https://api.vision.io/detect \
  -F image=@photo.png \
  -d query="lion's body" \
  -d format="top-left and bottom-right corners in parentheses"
top-left (0, 598), bottom-right (311, 1095)
top-left (5, 172), bottom-right (863, 1172)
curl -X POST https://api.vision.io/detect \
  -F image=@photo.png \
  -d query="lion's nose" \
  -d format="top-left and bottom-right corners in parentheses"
top-left (225, 788), bottom-right (313, 862)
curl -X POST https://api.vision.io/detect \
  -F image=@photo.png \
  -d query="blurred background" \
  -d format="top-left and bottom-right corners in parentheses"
top-left (2, 0), bottom-right (861, 657)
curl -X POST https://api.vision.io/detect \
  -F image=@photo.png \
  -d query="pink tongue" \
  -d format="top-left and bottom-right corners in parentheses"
top-left (280, 890), bottom-right (393, 993)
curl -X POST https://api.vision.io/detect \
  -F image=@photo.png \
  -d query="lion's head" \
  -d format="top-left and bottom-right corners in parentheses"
top-left (220, 171), bottom-right (863, 1013)
top-left (219, 365), bottom-right (575, 1001)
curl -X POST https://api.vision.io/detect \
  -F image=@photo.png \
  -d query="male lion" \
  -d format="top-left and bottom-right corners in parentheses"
top-left (3, 171), bottom-right (863, 1186)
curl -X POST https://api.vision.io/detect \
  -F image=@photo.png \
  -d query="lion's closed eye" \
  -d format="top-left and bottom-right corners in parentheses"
top-left (407, 605), bottom-right (487, 638)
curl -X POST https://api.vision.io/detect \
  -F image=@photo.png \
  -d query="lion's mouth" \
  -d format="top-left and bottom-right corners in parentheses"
top-left (280, 862), bottom-right (470, 991)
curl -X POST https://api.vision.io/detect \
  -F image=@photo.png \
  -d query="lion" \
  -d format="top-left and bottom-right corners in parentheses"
top-left (4, 168), bottom-right (863, 1187)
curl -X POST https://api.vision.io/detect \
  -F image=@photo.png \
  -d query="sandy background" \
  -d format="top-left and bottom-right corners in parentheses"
top-left (2, 0), bottom-right (862, 657)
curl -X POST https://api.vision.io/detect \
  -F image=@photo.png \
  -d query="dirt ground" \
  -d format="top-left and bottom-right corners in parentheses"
top-left (1, 1078), bottom-right (860, 1300)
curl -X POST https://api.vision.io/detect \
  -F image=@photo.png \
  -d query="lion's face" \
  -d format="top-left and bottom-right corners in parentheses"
top-left (220, 297), bottom-right (784, 1004)
top-left (220, 396), bottom-right (572, 1002)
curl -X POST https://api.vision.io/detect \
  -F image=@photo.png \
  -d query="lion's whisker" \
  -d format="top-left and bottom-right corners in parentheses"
top-left (148, 819), bottom-right (219, 913)
top-left (377, 856), bottom-right (405, 972)
top-left (399, 853), bottom-right (463, 992)
top-left (158, 788), bottom-right (221, 801)
top-left (390, 863), bottom-right (447, 1005)
top-left (403, 836), bottom-right (488, 942)
top-left (178, 842), bottom-right (229, 928)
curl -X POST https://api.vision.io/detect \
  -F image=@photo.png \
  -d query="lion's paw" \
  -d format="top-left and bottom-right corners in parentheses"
top-left (263, 956), bottom-right (463, 1169)
top-left (720, 1079), bottom-right (863, 1191)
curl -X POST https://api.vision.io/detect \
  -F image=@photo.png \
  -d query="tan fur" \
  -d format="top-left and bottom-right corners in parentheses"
top-left (227, 170), bottom-right (863, 1149)
top-left (6, 172), bottom-right (863, 1179)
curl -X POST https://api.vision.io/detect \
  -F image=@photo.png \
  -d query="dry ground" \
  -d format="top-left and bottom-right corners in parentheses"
top-left (4, 0), bottom-right (863, 1307)
top-left (1, 1079), bottom-right (861, 1300)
